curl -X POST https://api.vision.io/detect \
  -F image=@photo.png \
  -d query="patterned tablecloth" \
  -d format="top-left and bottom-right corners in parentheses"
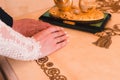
top-left (3, 0), bottom-right (120, 80)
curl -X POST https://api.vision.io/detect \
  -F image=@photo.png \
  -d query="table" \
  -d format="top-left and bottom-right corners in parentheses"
top-left (1, 0), bottom-right (120, 80)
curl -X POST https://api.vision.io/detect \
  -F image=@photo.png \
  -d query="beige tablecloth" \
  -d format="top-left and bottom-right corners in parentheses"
top-left (1, 0), bottom-right (120, 80)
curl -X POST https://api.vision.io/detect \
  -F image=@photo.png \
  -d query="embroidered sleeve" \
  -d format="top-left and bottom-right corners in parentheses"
top-left (0, 20), bottom-right (41, 61)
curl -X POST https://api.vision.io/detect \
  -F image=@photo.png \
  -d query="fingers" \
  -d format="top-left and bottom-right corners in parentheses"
top-left (55, 33), bottom-right (68, 44)
top-left (33, 25), bottom-right (69, 57)
top-left (44, 26), bottom-right (64, 34)
top-left (46, 26), bottom-right (68, 44)
top-left (42, 26), bottom-right (69, 46)
top-left (51, 29), bottom-right (69, 50)
top-left (56, 39), bottom-right (68, 49)
top-left (55, 34), bottom-right (68, 49)
top-left (52, 30), bottom-right (67, 38)
top-left (33, 26), bottom-right (67, 41)
top-left (35, 26), bottom-right (64, 37)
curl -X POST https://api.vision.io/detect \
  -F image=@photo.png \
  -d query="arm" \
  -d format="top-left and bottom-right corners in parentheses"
top-left (0, 20), bottom-right (41, 61)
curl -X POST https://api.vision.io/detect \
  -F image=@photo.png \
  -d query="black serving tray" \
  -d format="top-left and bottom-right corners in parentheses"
top-left (39, 11), bottom-right (111, 33)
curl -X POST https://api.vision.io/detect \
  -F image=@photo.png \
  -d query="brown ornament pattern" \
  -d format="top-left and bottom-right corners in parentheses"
top-left (93, 0), bottom-right (120, 48)
top-left (93, 24), bottom-right (120, 48)
top-left (97, 0), bottom-right (120, 13)
top-left (36, 56), bottom-right (67, 80)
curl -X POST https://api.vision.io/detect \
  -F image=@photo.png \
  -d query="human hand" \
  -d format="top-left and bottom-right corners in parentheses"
top-left (32, 26), bottom-right (69, 58)
top-left (12, 18), bottom-right (52, 37)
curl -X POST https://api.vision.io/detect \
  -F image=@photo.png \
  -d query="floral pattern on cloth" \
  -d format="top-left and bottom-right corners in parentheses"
top-left (93, 24), bottom-right (120, 48)
top-left (93, 0), bottom-right (120, 48)
top-left (36, 56), bottom-right (67, 80)
top-left (97, 0), bottom-right (120, 13)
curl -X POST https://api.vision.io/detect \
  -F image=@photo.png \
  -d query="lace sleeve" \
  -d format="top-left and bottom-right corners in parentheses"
top-left (0, 20), bottom-right (41, 61)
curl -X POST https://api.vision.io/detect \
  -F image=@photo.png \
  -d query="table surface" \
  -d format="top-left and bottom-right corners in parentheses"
top-left (3, 0), bottom-right (120, 80)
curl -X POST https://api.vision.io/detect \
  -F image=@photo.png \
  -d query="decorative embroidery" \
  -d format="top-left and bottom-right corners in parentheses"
top-left (36, 56), bottom-right (67, 80)
top-left (93, 0), bottom-right (120, 48)
top-left (93, 24), bottom-right (120, 48)
top-left (97, 0), bottom-right (120, 13)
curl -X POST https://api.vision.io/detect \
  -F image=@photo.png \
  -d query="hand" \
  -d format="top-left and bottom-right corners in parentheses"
top-left (12, 18), bottom-right (52, 37)
top-left (33, 26), bottom-right (69, 58)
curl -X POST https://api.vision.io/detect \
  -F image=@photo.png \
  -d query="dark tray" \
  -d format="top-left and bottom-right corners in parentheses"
top-left (39, 11), bottom-right (111, 33)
